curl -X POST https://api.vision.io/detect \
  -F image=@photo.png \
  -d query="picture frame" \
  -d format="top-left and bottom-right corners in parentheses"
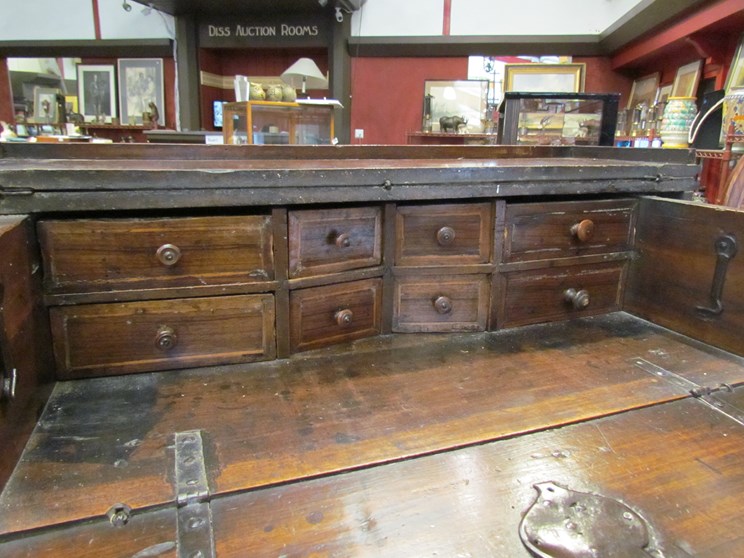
top-left (627, 73), bottom-right (660, 109)
top-left (671, 60), bottom-right (703, 98)
top-left (117, 58), bottom-right (165, 126)
top-left (725, 33), bottom-right (744, 93)
top-left (424, 79), bottom-right (489, 133)
top-left (503, 63), bottom-right (586, 94)
top-left (76, 64), bottom-right (117, 123)
top-left (656, 84), bottom-right (673, 105)
top-left (32, 86), bottom-right (59, 123)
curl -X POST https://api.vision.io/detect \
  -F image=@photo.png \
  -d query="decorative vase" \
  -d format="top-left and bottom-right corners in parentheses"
top-left (660, 96), bottom-right (697, 148)
top-left (281, 84), bottom-right (297, 102)
top-left (249, 82), bottom-right (266, 101)
top-left (264, 84), bottom-right (283, 102)
top-left (721, 91), bottom-right (744, 151)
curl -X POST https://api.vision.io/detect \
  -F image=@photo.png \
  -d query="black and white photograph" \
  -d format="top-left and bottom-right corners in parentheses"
top-left (76, 64), bottom-right (117, 123)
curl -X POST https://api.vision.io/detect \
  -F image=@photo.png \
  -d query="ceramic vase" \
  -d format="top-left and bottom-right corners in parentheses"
top-left (660, 96), bottom-right (697, 148)
top-left (281, 84), bottom-right (297, 102)
top-left (721, 91), bottom-right (744, 150)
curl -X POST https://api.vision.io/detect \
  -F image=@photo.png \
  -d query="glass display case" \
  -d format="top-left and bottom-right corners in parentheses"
top-left (222, 101), bottom-right (336, 145)
top-left (497, 92), bottom-right (620, 146)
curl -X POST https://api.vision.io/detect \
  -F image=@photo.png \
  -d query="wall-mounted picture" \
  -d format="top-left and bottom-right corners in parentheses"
top-left (725, 33), bottom-right (744, 93)
top-left (32, 86), bottom-right (59, 123)
top-left (627, 73), bottom-right (660, 109)
top-left (77, 64), bottom-right (117, 123)
top-left (656, 84), bottom-right (672, 105)
top-left (424, 80), bottom-right (488, 133)
top-left (671, 60), bottom-right (703, 98)
top-left (117, 58), bottom-right (165, 126)
top-left (503, 64), bottom-right (586, 93)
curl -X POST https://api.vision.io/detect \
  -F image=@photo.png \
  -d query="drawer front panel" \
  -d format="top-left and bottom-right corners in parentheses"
top-left (289, 278), bottom-right (382, 352)
top-left (504, 200), bottom-right (635, 263)
top-left (50, 294), bottom-right (275, 378)
top-left (499, 262), bottom-right (625, 328)
top-left (288, 207), bottom-right (382, 278)
top-left (396, 203), bottom-right (492, 266)
top-left (393, 275), bottom-right (489, 332)
top-left (38, 216), bottom-right (274, 293)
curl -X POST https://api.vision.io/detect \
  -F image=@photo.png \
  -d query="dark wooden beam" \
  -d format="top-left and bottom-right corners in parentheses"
top-left (0, 40), bottom-right (173, 58)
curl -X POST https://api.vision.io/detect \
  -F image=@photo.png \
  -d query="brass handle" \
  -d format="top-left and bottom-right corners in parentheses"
top-left (436, 226), bottom-right (456, 246)
top-left (155, 325), bottom-right (178, 351)
top-left (433, 295), bottom-right (453, 315)
top-left (156, 243), bottom-right (182, 266)
top-left (335, 233), bottom-right (351, 248)
top-left (564, 288), bottom-right (590, 310)
top-left (334, 309), bottom-right (354, 327)
top-left (570, 219), bottom-right (595, 243)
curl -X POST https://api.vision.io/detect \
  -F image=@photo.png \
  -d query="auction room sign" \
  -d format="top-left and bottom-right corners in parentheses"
top-left (199, 15), bottom-right (329, 48)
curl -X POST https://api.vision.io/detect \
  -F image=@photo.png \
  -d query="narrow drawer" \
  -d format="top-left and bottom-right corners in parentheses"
top-left (38, 216), bottom-right (274, 293)
top-left (288, 206), bottom-right (382, 278)
top-left (503, 199), bottom-right (635, 263)
top-left (393, 275), bottom-right (489, 332)
top-left (498, 262), bottom-right (625, 328)
top-left (49, 294), bottom-right (275, 379)
top-left (289, 278), bottom-right (382, 352)
top-left (396, 202), bottom-right (492, 266)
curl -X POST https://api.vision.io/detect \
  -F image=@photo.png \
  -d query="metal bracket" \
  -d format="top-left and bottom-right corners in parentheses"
top-left (696, 233), bottom-right (737, 319)
top-left (175, 430), bottom-right (215, 558)
top-left (632, 358), bottom-right (744, 426)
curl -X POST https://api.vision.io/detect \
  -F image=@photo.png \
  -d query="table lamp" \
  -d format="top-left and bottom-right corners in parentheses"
top-left (281, 58), bottom-right (328, 96)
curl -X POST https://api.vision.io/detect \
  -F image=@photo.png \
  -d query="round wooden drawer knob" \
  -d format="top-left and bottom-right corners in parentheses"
top-left (334, 309), bottom-right (354, 326)
top-left (335, 233), bottom-right (351, 248)
top-left (564, 288), bottom-right (590, 310)
top-left (436, 226), bottom-right (456, 246)
top-left (155, 325), bottom-right (178, 351)
top-left (433, 295), bottom-right (453, 314)
top-left (570, 219), bottom-right (595, 243)
top-left (156, 243), bottom-right (182, 266)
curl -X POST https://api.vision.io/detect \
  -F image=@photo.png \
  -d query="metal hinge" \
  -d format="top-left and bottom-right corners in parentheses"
top-left (633, 358), bottom-right (744, 426)
top-left (175, 430), bottom-right (215, 558)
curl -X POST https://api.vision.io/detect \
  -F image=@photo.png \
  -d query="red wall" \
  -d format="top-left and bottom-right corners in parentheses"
top-left (0, 58), bottom-right (12, 123)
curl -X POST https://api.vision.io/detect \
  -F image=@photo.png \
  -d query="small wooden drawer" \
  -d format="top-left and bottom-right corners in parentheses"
top-left (393, 275), bottom-right (489, 332)
top-left (498, 262), bottom-right (625, 328)
top-left (396, 202), bottom-right (493, 266)
top-left (49, 294), bottom-right (275, 379)
top-left (288, 207), bottom-right (382, 278)
top-left (38, 216), bottom-right (274, 294)
top-left (503, 199), bottom-right (635, 263)
top-left (289, 278), bottom-right (382, 352)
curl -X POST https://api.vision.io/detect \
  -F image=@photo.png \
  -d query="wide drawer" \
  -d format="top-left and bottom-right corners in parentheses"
top-left (289, 278), bottom-right (382, 352)
top-left (396, 202), bottom-right (493, 266)
top-left (498, 262), bottom-right (625, 328)
top-left (38, 216), bottom-right (274, 293)
top-left (49, 294), bottom-right (276, 378)
top-left (393, 275), bottom-right (489, 332)
top-left (503, 199), bottom-right (635, 263)
top-left (288, 206), bottom-right (382, 278)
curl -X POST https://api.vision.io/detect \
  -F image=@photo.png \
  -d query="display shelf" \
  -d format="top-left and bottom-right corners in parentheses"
top-left (222, 101), bottom-right (335, 145)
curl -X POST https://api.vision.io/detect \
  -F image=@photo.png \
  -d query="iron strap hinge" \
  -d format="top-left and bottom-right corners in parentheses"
top-left (175, 430), bottom-right (215, 558)
top-left (632, 358), bottom-right (744, 427)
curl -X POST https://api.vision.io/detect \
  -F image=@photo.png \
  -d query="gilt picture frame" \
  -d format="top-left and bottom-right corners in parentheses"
top-left (503, 64), bottom-right (586, 94)
top-left (117, 58), bottom-right (165, 126)
top-left (725, 33), bottom-right (744, 93)
top-left (627, 73), bottom-right (660, 109)
top-left (671, 60), bottom-right (703, 98)
top-left (424, 79), bottom-right (489, 133)
top-left (77, 64), bottom-right (117, 123)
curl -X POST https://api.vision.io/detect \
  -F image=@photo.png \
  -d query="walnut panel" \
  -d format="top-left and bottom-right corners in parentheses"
top-left (393, 275), bottom-right (489, 332)
top-left (38, 216), bottom-right (274, 294)
top-left (498, 261), bottom-right (625, 328)
top-left (288, 206), bottom-right (382, 278)
top-left (395, 202), bottom-right (493, 266)
top-left (504, 199), bottom-right (635, 263)
top-left (289, 278), bottom-right (382, 352)
top-left (49, 294), bottom-right (275, 379)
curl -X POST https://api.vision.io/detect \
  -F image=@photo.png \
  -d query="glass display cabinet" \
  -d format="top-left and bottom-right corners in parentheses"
top-left (222, 101), bottom-right (336, 145)
top-left (497, 92), bottom-right (620, 146)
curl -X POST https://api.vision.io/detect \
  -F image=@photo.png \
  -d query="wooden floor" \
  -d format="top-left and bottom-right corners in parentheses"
top-left (2, 312), bottom-right (744, 556)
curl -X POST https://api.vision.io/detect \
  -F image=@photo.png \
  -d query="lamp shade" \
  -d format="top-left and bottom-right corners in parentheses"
top-left (280, 58), bottom-right (328, 93)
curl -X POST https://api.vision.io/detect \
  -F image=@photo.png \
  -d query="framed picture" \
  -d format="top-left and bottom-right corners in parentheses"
top-left (76, 64), bottom-right (117, 123)
top-left (503, 64), bottom-right (585, 93)
top-left (424, 80), bottom-right (489, 133)
top-left (117, 58), bottom-right (165, 126)
top-left (671, 60), bottom-right (703, 98)
top-left (32, 86), bottom-right (59, 123)
top-left (725, 33), bottom-right (744, 93)
top-left (627, 73), bottom-right (660, 109)
top-left (656, 84), bottom-right (673, 105)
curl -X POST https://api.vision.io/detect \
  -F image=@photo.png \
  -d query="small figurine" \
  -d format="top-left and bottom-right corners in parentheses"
top-left (147, 102), bottom-right (159, 128)
top-left (439, 115), bottom-right (468, 133)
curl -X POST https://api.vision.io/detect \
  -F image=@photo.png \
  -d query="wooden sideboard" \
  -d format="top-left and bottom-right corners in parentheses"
top-left (1, 144), bottom-right (744, 556)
